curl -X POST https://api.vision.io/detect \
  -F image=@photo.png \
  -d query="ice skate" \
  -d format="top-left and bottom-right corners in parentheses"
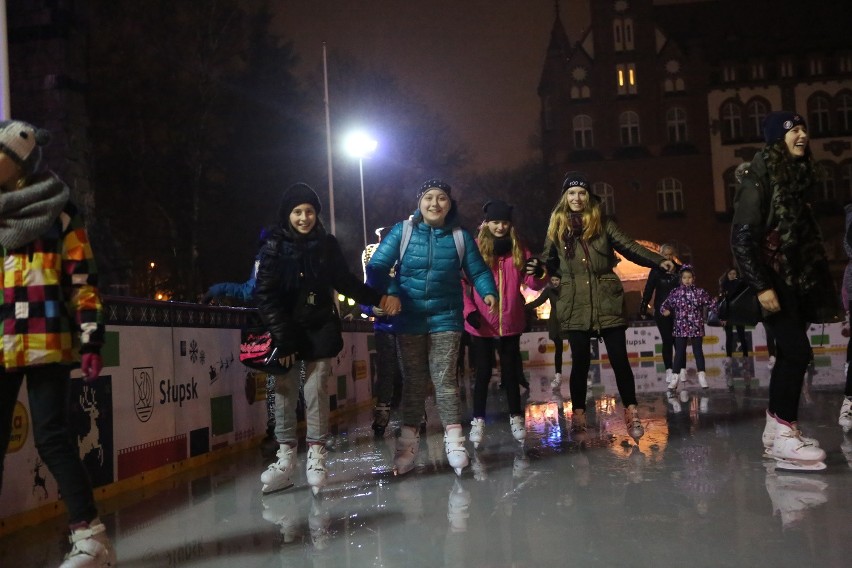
top-left (59, 519), bottom-right (116, 568)
top-left (765, 469), bottom-right (828, 527)
top-left (838, 396), bottom-right (852, 432)
top-left (570, 408), bottom-right (588, 441)
top-left (664, 368), bottom-right (673, 385)
top-left (767, 355), bottom-right (776, 370)
top-left (372, 402), bottom-right (391, 437)
top-left (666, 391), bottom-right (682, 413)
top-left (512, 444), bottom-right (530, 478)
top-left (762, 411), bottom-right (819, 453)
top-left (306, 443), bottom-right (328, 495)
top-left (261, 493), bottom-right (298, 543)
top-left (308, 494), bottom-right (331, 550)
top-left (766, 422), bottom-right (826, 472)
top-left (446, 479), bottom-right (471, 533)
top-left (551, 372), bottom-right (562, 390)
top-left (697, 370), bottom-right (708, 389)
top-left (699, 396), bottom-right (709, 414)
top-left (393, 425), bottom-right (420, 476)
top-left (261, 444), bottom-right (296, 494)
top-left (444, 425), bottom-right (469, 476)
top-left (469, 417), bottom-right (485, 448)
top-left (509, 415), bottom-right (526, 442)
top-left (624, 404), bottom-right (644, 440)
top-left (470, 448), bottom-right (488, 481)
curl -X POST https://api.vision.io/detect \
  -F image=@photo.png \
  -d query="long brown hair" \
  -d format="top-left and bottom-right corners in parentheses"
top-left (545, 190), bottom-right (603, 245)
top-left (476, 223), bottom-right (526, 269)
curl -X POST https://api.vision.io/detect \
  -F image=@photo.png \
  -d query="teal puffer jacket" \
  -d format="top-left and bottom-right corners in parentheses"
top-left (367, 212), bottom-right (497, 335)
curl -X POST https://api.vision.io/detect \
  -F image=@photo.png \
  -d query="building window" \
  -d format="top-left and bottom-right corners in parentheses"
top-left (623, 18), bottom-right (635, 50)
top-left (720, 101), bottom-right (742, 141)
top-left (839, 161), bottom-right (852, 200)
top-left (809, 56), bottom-right (824, 76)
top-left (666, 107), bottom-right (688, 143)
top-left (722, 65), bottom-right (737, 82)
top-left (817, 161), bottom-right (836, 201)
top-left (808, 94), bottom-right (831, 136)
top-left (573, 115), bottom-right (594, 149)
top-left (746, 99), bottom-right (769, 140)
top-left (616, 63), bottom-right (637, 95)
top-left (613, 20), bottom-right (623, 52)
top-left (750, 62), bottom-right (765, 80)
top-left (619, 111), bottom-right (640, 145)
top-left (663, 77), bottom-right (685, 93)
top-left (779, 58), bottom-right (795, 78)
top-left (837, 92), bottom-right (852, 133)
top-left (593, 182), bottom-right (615, 216)
top-left (657, 178), bottom-right (684, 213)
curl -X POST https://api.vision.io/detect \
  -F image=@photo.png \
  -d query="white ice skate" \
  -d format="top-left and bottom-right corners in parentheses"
top-left (446, 479), bottom-right (471, 533)
top-left (393, 425), bottom-right (420, 476)
top-left (261, 493), bottom-right (298, 543)
top-left (838, 397), bottom-right (852, 432)
top-left (306, 444), bottom-right (328, 495)
top-left (509, 415), bottom-right (526, 442)
top-left (762, 411), bottom-right (820, 454)
top-left (697, 371), bottom-right (708, 389)
top-left (261, 444), bottom-right (296, 494)
top-left (468, 417), bottom-right (485, 448)
top-left (59, 519), bottom-right (116, 568)
top-left (444, 426), bottom-right (469, 476)
top-left (766, 422), bottom-right (827, 472)
top-left (551, 372), bottom-right (562, 390)
top-left (666, 391), bottom-right (682, 413)
top-left (764, 469), bottom-right (828, 527)
top-left (624, 405), bottom-right (644, 441)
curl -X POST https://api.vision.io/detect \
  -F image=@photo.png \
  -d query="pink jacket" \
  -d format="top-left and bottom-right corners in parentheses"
top-left (463, 245), bottom-right (546, 337)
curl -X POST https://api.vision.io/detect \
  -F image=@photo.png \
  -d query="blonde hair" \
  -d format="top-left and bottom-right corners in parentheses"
top-left (477, 223), bottom-right (526, 269)
top-left (545, 190), bottom-right (603, 245)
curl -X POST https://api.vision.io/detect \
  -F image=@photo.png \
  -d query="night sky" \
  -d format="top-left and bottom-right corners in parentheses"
top-left (274, 0), bottom-right (593, 173)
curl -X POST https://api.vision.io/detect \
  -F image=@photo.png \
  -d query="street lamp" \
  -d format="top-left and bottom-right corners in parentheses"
top-left (344, 131), bottom-right (378, 251)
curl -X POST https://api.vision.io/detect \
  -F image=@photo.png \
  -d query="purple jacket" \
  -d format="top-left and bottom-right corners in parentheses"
top-left (463, 245), bottom-right (546, 338)
top-left (660, 285), bottom-right (714, 338)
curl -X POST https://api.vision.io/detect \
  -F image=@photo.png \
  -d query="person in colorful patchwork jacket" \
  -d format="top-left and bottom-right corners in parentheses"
top-left (660, 265), bottom-right (715, 391)
top-left (0, 120), bottom-right (113, 567)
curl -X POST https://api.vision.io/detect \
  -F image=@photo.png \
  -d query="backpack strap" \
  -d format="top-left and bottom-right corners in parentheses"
top-left (398, 220), bottom-right (465, 264)
top-left (452, 227), bottom-right (465, 264)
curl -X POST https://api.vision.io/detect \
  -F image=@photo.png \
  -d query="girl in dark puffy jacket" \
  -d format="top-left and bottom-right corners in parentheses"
top-left (254, 183), bottom-right (390, 495)
top-left (366, 179), bottom-right (498, 476)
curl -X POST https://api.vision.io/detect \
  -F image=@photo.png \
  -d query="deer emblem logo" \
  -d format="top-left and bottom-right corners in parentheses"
top-left (78, 386), bottom-right (104, 466)
top-left (32, 458), bottom-right (48, 499)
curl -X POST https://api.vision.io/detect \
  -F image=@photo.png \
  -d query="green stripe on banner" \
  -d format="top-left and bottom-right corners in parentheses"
top-left (102, 331), bottom-right (120, 367)
top-left (521, 351), bottom-right (529, 361)
top-left (337, 375), bottom-right (347, 400)
top-left (210, 396), bottom-right (234, 436)
top-left (655, 344), bottom-right (662, 354)
top-left (810, 334), bottom-right (829, 346)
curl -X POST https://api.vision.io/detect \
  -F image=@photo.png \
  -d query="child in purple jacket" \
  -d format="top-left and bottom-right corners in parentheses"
top-left (661, 265), bottom-right (715, 391)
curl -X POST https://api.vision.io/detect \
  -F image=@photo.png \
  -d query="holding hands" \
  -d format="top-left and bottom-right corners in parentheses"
top-left (378, 295), bottom-right (401, 316)
top-left (524, 258), bottom-right (545, 278)
top-left (660, 260), bottom-right (675, 273)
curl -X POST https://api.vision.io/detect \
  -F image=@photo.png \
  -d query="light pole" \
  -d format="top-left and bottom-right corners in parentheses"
top-left (344, 132), bottom-right (378, 251)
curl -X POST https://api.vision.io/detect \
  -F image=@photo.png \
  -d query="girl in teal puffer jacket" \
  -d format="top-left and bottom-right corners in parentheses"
top-left (367, 179), bottom-right (497, 476)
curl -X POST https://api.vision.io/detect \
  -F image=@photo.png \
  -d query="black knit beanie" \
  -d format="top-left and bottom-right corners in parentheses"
top-left (763, 111), bottom-right (806, 145)
top-left (416, 179), bottom-right (452, 203)
top-left (483, 199), bottom-right (513, 222)
top-left (278, 183), bottom-right (322, 224)
top-left (561, 171), bottom-right (590, 194)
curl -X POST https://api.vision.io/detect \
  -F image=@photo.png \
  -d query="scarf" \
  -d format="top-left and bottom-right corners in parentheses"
top-left (493, 235), bottom-right (512, 257)
top-left (274, 226), bottom-right (326, 292)
top-left (764, 150), bottom-right (827, 292)
top-left (562, 212), bottom-right (586, 260)
top-left (0, 175), bottom-right (70, 250)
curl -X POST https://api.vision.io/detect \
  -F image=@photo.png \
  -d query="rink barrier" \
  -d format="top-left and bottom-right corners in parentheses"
top-left (1, 299), bottom-right (847, 536)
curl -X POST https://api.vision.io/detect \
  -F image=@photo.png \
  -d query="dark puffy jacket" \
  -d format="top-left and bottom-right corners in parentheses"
top-left (255, 226), bottom-right (382, 360)
top-left (366, 211), bottom-right (497, 335)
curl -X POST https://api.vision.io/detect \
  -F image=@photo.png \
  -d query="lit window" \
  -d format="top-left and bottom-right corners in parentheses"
top-left (657, 178), bottom-right (684, 212)
top-left (616, 63), bottom-right (637, 95)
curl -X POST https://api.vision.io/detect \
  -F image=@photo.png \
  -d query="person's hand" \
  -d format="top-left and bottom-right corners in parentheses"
top-left (661, 309), bottom-right (671, 317)
top-left (660, 260), bottom-right (675, 273)
top-left (758, 288), bottom-right (781, 313)
top-left (372, 305), bottom-right (386, 316)
top-left (524, 258), bottom-right (545, 278)
top-left (278, 352), bottom-right (297, 368)
top-left (379, 295), bottom-right (401, 316)
top-left (81, 353), bottom-right (103, 382)
top-left (466, 311), bottom-right (481, 329)
top-left (483, 295), bottom-right (498, 314)
top-left (638, 304), bottom-right (648, 319)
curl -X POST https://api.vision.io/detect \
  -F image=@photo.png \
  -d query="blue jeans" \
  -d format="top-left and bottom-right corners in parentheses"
top-left (0, 364), bottom-right (98, 524)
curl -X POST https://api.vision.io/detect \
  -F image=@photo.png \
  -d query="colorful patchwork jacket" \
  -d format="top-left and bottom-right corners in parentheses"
top-left (1, 197), bottom-right (104, 371)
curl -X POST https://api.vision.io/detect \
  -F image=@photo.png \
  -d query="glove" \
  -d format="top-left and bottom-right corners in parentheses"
top-left (524, 258), bottom-right (545, 279)
top-left (638, 304), bottom-right (648, 319)
top-left (465, 311), bottom-right (481, 329)
top-left (81, 353), bottom-right (103, 382)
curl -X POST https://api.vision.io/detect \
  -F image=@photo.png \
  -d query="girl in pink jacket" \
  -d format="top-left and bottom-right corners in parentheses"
top-left (463, 200), bottom-right (547, 446)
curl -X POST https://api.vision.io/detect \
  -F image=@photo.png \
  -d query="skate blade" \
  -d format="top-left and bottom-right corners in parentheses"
top-left (262, 481), bottom-right (295, 495)
top-left (773, 459), bottom-right (827, 472)
top-left (453, 467), bottom-right (464, 476)
top-left (311, 485), bottom-right (321, 496)
top-left (393, 464), bottom-right (414, 476)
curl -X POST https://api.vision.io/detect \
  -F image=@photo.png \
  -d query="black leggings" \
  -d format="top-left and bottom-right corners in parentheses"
top-left (553, 338), bottom-right (564, 373)
top-left (763, 284), bottom-right (811, 422)
top-left (673, 337), bottom-right (705, 372)
top-left (566, 327), bottom-right (637, 411)
top-left (654, 314), bottom-right (675, 370)
top-left (472, 335), bottom-right (523, 417)
top-left (724, 324), bottom-right (749, 357)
